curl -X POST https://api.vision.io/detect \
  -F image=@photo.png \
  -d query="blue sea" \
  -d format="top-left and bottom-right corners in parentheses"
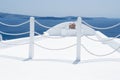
top-left (0, 13), bottom-right (120, 40)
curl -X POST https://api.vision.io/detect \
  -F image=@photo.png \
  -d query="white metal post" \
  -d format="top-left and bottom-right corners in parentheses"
top-left (0, 34), bottom-right (2, 41)
top-left (29, 17), bottom-right (35, 59)
top-left (73, 17), bottom-right (82, 64)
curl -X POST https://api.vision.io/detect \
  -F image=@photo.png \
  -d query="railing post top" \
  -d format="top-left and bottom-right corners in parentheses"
top-left (30, 17), bottom-right (35, 20)
top-left (77, 17), bottom-right (82, 22)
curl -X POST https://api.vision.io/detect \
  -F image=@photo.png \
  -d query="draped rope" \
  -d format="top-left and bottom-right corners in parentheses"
top-left (35, 32), bottom-right (65, 39)
top-left (0, 20), bottom-right (29, 27)
top-left (34, 43), bottom-right (76, 50)
top-left (0, 31), bottom-right (29, 36)
top-left (85, 34), bottom-right (120, 42)
top-left (82, 44), bottom-right (120, 57)
top-left (82, 20), bottom-right (120, 30)
top-left (35, 20), bottom-right (51, 29)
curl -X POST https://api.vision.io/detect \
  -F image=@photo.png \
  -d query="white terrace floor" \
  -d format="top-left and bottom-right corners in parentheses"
top-left (0, 35), bottom-right (120, 80)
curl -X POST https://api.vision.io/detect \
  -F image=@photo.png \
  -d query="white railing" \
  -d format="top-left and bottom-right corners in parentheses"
top-left (0, 31), bottom-right (29, 36)
top-left (82, 20), bottom-right (120, 30)
top-left (0, 17), bottom-right (120, 64)
top-left (85, 34), bottom-right (120, 42)
top-left (82, 44), bottom-right (120, 57)
top-left (35, 20), bottom-right (51, 29)
top-left (0, 20), bottom-right (29, 27)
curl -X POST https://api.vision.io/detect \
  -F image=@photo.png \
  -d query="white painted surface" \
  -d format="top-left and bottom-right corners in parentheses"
top-left (44, 21), bottom-right (96, 36)
top-left (0, 35), bottom-right (120, 80)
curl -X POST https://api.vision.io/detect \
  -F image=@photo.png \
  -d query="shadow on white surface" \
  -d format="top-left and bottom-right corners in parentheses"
top-left (32, 59), bottom-right (73, 64)
top-left (0, 55), bottom-right (25, 61)
top-left (31, 58), bottom-right (120, 64)
top-left (80, 58), bottom-right (120, 64)
top-left (1, 55), bottom-right (120, 64)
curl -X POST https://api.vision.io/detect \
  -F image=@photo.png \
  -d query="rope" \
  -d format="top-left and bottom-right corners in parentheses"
top-left (34, 32), bottom-right (64, 41)
top-left (34, 43), bottom-right (76, 50)
top-left (0, 20), bottom-right (29, 27)
top-left (85, 34), bottom-right (120, 42)
top-left (85, 36), bottom-right (101, 42)
top-left (44, 36), bottom-right (66, 39)
top-left (82, 20), bottom-right (120, 30)
top-left (0, 31), bottom-right (29, 36)
top-left (34, 32), bottom-right (44, 41)
top-left (82, 44), bottom-right (120, 57)
top-left (35, 20), bottom-right (51, 29)
top-left (35, 32), bottom-right (65, 39)
top-left (34, 32), bottom-right (42, 36)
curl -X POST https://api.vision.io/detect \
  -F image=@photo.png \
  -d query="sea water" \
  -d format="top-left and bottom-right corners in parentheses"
top-left (0, 15), bottom-right (120, 40)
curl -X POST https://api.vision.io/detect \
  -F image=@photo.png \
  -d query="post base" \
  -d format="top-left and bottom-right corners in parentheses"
top-left (73, 59), bottom-right (80, 64)
top-left (23, 58), bottom-right (32, 61)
